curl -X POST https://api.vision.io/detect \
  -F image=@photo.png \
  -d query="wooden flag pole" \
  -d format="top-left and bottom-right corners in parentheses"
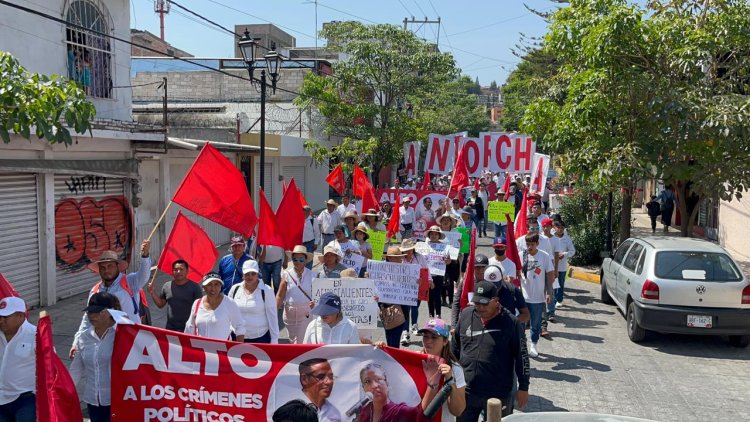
top-left (146, 201), bottom-right (173, 242)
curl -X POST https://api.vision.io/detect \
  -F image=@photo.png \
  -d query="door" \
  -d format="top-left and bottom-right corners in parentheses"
top-left (283, 165), bottom-right (306, 198)
top-left (617, 242), bottom-right (645, 303)
top-left (54, 174), bottom-right (129, 300)
top-left (608, 239), bottom-right (633, 306)
top-left (0, 173), bottom-right (41, 307)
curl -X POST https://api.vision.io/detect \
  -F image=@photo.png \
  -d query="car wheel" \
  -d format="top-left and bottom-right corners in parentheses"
top-left (627, 301), bottom-right (646, 342)
top-left (600, 272), bottom-right (614, 305)
top-left (729, 335), bottom-right (750, 348)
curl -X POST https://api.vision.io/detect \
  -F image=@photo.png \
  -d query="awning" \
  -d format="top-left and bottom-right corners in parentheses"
top-left (167, 137), bottom-right (278, 152)
top-left (0, 159), bottom-right (138, 178)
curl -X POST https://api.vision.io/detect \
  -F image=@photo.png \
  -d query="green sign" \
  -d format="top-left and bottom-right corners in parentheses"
top-left (368, 230), bottom-right (387, 260)
top-left (456, 227), bottom-right (471, 254)
top-left (487, 201), bottom-right (515, 223)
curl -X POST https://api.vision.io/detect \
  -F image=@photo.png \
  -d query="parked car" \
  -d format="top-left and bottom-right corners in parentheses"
top-left (600, 237), bottom-right (750, 347)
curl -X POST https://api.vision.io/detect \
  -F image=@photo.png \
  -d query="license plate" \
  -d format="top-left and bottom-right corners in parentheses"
top-left (687, 315), bottom-right (712, 328)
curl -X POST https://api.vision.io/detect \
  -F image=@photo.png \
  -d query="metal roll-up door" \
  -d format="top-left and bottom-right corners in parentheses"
top-left (283, 165), bottom-right (306, 196)
top-left (54, 175), bottom-right (129, 300)
top-left (169, 162), bottom-right (231, 245)
top-left (0, 173), bottom-right (41, 306)
top-left (256, 161), bottom-right (273, 206)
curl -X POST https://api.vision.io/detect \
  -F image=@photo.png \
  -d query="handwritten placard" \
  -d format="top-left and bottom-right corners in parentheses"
top-left (488, 201), bottom-right (516, 222)
top-left (366, 260), bottom-right (421, 306)
top-left (312, 278), bottom-right (378, 329)
top-left (341, 252), bottom-right (365, 274)
top-left (416, 241), bottom-right (449, 276)
top-left (368, 230), bottom-right (387, 260)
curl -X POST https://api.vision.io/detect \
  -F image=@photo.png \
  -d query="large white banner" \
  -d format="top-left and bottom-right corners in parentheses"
top-left (312, 278), bottom-right (379, 329)
top-left (366, 260), bottom-right (421, 306)
top-left (425, 132), bottom-right (536, 176)
top-left (529, 153), bottom-right (551, 196)
top-left (403, 141), bottom-right (421, 179)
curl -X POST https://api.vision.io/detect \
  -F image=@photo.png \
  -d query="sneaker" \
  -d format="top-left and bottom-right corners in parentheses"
top-left (548, 315), bottom-right (556, 323)
top-left (400, 331), bottom-right (409, 346)
top-left (529, 342), bottom-right (539, 358)
top-left (411, 324), bottom-right (420, 336)
top-left (541, 329), bottom-right (551, 338)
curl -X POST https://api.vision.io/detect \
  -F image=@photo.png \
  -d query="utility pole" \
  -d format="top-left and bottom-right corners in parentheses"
top-left (402, 17), bottom-right (441, 46)
top-left (154, 0), bottom-right (170, 40)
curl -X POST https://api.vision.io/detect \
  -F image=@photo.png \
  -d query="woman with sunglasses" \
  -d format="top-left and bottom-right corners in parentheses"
top-left (419, 318), bottom-right (466, 421)
top-left (276, 245), bottom-right (315, 344)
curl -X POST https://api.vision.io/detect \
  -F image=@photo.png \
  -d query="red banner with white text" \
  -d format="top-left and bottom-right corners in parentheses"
top-left (111, 324), bottom-right (432, 421)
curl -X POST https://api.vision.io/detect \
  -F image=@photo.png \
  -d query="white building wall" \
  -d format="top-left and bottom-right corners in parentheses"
top-left (719, 197), bottom-right (750, 263)
top-left (0, 0), bottom-right (132, 121)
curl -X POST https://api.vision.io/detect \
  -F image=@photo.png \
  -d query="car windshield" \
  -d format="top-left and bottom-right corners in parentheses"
top-left (655, 251), bottom-right (743, 281)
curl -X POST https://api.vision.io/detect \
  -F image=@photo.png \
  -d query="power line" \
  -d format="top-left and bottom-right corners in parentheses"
top-left (314, 1), bottom-right (379, 24)
top-left (168, 0), bottom-right (236, 37)
top-left (201, 0), bottom-right (317, 40)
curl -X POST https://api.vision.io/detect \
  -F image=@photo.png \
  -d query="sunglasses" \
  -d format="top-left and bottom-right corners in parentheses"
top-left (292, 257), bottom-right (307, 263)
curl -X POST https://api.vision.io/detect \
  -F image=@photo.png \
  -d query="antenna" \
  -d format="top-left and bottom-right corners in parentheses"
top-left (154, 0), bottom-right (170, 40)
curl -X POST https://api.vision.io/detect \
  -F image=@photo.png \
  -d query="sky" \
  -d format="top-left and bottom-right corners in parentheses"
top-left (130, 0), bottom-right (562, 86)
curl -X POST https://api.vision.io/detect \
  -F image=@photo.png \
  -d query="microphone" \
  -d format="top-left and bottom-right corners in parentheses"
top-left (345, 392), bottom-right (374, 418)
top-left (423, 377), bottom-right (456, 419)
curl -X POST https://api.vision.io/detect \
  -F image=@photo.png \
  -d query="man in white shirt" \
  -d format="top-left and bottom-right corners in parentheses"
top-left (0, 296), bottom-right (36, 421)
top-left (488, 237), bottom-right (519, 281)
top-left (553, 220), bottom-right (576, 305)
top-left (298, 358), bottom-right (343, 422)
top-left (516, 215), bottom-right (551, 256)
top-left (318, 200), bottom-right (341, 248)
top-left (520, 233), bottom-right (555, 358)
top-left (304, 293), bottom-right (360, 344)
top-left (540, 219), bottom-right (563, 322)
top-left (336, 195), bottom-right (356, 216)
top-left (399, 197), bottom-right (415, 239)
top-left (302, 205), bottom-right (320, 265)
top-left (531, 201), bottom-right (550, 227)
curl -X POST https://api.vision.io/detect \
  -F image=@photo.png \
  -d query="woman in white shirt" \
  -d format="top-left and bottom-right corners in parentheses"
top-left (69, 292), bottom-right (124, 422)
top-left (276, 245), bottom-right (315, 344)
top-left (303, 292), bottom-right (360, 345)
top-left (228, 261), bottom-right (279, 344)
top-left (184, 273), bottom-right (246, 341)
top-left (419, 318), bottom-right (466, 422)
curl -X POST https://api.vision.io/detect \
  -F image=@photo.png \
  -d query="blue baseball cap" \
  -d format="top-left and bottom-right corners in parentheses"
top-left (493, 237), bottom-right (507, 248)
top-left (311, 292), bottom-right (342, 316)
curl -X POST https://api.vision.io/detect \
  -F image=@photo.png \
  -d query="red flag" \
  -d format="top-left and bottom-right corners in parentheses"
top-left (326, 163), bottom-right (346, 195)
top-left (353, 165), bottom-right (379, 213)
top-left (275, 179), bottom-right (305, 249)
top-left (459, 227), bottom-right (477, 310)
top-left (257, 190), bottom-right (286, 248)
top-left (505, 213), bottom-right (523, 286)
top-left (447, 144), bottom-right (470, 198)
top-left (282, 179), bottom-right (288, 194)
top-left (0, 273), bottom-right (20, 299)
top-left (473, 177), bottom-right (480, 191)
top-left (514, 189), bottom-right (529, 239)
top-left (157, 211), bottom-right (219, 283)
top-left (531, 156), bottom-right (544, 193)
top-left (172, 144), bottom-right (257, 237)
top-left (422, 171), bottom-right (431, 190)
top-left (502, 176), bottom-right (511, 200)
top-left (387, 190), bottom-right (401, 239)
top-left (36, 314), bottom-right (83, 422)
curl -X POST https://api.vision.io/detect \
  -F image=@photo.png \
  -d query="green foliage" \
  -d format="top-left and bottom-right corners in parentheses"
top-left (559, 183), bottom-right (623, 266)
top-left (0, 51), bottom-right (95, 145)
top-left (295, 22), bottom-right (488, 172)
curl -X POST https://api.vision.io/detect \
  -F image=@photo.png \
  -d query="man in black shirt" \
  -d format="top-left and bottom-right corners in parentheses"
top-left (147, 260), bottom-right (203, 332)
top-left (452, 281), bottom-right (530, 420)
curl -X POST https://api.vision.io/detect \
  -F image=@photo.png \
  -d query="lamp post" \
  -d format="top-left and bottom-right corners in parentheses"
top-left (238, 29), bottom-right (285, 192)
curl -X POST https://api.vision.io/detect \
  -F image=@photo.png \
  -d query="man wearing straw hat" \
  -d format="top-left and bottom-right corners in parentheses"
top-left (69, 240), bottom-right (151, 359)
top-left (317, 199), bottom-right (341, 248)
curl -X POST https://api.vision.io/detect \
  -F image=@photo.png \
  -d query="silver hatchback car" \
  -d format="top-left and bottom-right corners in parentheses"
top-left (600, 237), bottom-right (750, 347)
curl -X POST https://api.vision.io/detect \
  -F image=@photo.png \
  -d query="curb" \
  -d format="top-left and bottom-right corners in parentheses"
top-left (568, 267), bottom-right (601, 284)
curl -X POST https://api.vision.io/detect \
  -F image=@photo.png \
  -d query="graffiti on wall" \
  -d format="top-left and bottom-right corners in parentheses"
top-left (55, 196), bottom-right (133, 272)
top-left (64, 175), bottom-right (107, 195)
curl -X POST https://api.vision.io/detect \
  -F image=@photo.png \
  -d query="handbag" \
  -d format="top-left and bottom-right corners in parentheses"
top-left (380, 305), bottom-right (406, 330)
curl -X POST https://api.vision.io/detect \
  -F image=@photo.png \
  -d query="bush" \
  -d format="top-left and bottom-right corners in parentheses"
top-left (556, 183), bottom-right (622, 266)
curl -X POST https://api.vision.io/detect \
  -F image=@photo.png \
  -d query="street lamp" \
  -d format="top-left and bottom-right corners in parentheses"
top-left (238, 29), bottom-right (285, 192)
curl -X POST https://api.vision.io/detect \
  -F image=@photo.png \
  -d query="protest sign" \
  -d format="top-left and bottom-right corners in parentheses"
top-left (488, 201), bottom-right (516, 223)
top-left (312, 277), bottom-right (378, 329)
top-left (366, 260), bottom-right (421, 306)
top-left (341, 252), bottom-right (365, 275)
top-left (368, 230), bottom-right (387, 260)
top-left (443, 231), bottom-right (462, 249)
top-left (111, 325), bottom-right (431, 421)
top-left (456, 227), bottom-right (471, 253)
top-left (416, 241), bottom-right (449, 276)
top-left (425, 132), bottom-right (536, 176)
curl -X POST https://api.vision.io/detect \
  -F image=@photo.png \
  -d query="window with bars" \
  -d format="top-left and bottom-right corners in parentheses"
top-left (65, 0), bottom-right (113, 99)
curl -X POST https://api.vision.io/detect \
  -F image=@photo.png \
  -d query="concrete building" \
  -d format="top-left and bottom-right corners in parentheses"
top-left (131, 29), bottom-right (193, 57)
top-left (233, 23), bottom-right (296, 59)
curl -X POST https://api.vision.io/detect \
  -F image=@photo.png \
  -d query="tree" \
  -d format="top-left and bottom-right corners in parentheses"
top-left (500, 48), bottom-right (561, 132)
top-left (521, 0), bottom-right (750, 238)
top-left (0, 52), bottom-right (95, 145)
top-left (295, 22), bottom-right (456, 179)
top-left (489, 80), bottom-right (498, 91)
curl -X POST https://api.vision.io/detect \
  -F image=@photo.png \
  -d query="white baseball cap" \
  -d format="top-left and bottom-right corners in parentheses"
top-left (0, 297), bottom-right (26, 317)
top-left (483, 266), bottom-right (504, 283)
top-left (242, 260), bottom-right (260, 275)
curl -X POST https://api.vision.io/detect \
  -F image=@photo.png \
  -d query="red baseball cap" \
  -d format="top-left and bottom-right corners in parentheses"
top-left (541, 218), bottom-right (554, 227)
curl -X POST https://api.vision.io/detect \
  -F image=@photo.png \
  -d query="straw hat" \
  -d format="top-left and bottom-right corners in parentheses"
top-left (362, 208), bottom-right (380, 220)
top-left (400, 238), bottom-right (417, 252)
top-left (426, 225), bottom-right (445, 240)
top-left (385, 246), bottom-right (405, 258)
top-left (343, 210), bottom-right (360, 222)
top-left (436, 213), bottom-right (458, 228)
top-left (326, 199), bottom-right (338, 206)
top-left (318, 245), bottom-right (343, 264)
top-left (87, 250), bottom-right (128, 273)
top-left (351, 225), bottom-right (369, 241)
top-left (287, 245), bottom-right (314, 263)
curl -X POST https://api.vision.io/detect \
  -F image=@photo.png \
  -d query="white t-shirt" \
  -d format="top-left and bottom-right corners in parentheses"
top-left (228, 282), bottom-right (279, 343)
top-left (521, 250), bottom-right (554, 304)
top-left (282, 268), bottom-right (314, 306)
top-left (516, 234), bottom-right (551, 256)
top-left (488, 256), bottom-right (518, 280)
top-left (337, 203), bottom-right (356, 216)
top-left (0, 321), bottom-right (36, 405)
top-left (541, 233), bottom-right (562, 264)
top-left (184, 296), bottom-right (246, 340)
top-left (441, 363), bottom-right (467, 422)
top-left (303, 316), bottom-right (361, 345)
top-left (263, 245), bottom-right (285, 263)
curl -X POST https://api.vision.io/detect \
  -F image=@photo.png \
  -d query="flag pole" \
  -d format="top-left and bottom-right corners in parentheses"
top-left (146, 201), bottom-right (173, 242)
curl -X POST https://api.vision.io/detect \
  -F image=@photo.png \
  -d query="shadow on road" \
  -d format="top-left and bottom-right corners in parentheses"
top-left (641, 333), bottom-right (750, 360)
top-left (531, 368), bottom-right (582, 383)
top-left (543, 354), bottom-right (612, 372)
top-left (563, 287), bottom-right (589, 294)
top-left (549, 331), bottom-right (605, 344)
top-left (560, 304), bottom-right (615, 316)
top-left (524, 395), bottom-right (570, 412)
top-left (566, 294), bottom-right (595, 306)
top-left (558, 315), bottom-right (608, 330)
